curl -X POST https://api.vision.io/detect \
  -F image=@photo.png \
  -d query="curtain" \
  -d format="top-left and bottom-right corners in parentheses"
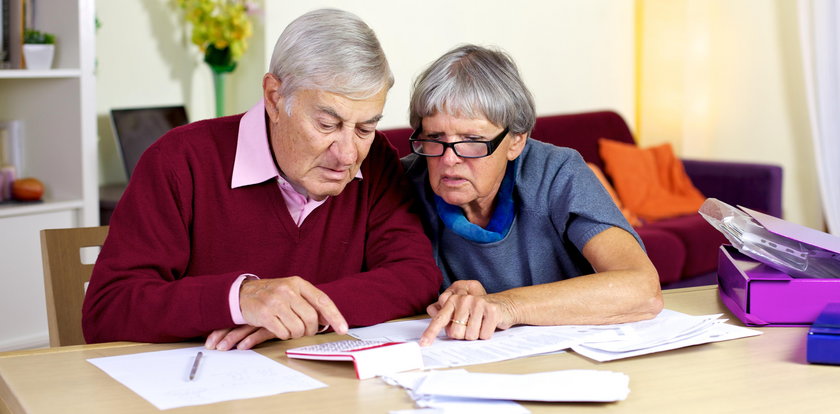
top-left (798, 0), bottom-right (840, 235)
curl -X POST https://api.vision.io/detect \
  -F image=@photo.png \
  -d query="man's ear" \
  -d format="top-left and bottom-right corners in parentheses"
top-left (506, 132), bottom-right (528, 161)
top-left (263, 73), bottom-right (284, 122)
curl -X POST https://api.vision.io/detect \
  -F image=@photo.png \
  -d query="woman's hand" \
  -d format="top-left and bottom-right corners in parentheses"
top-left (419, 280), bottom-right (516, 346)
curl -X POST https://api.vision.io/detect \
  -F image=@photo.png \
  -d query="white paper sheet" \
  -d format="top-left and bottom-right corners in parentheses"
top-left (382, 370), bottom-right (529, 413)
top-left (381, 369), bottom-right (469, 390)
top-left (382, 368), bottom-right (627, 412)
top-left (413, 369), bottom-right (630, 402)
top-left (349, 318), bottom-right (441, 342)
top-left (413, 395), bottom-right (530, 414)
top-left (87, 346), bottom-right (326, 410)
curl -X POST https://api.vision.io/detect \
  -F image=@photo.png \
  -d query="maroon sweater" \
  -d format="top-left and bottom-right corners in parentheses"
top-left (82, 114), bottom-right (442, 343)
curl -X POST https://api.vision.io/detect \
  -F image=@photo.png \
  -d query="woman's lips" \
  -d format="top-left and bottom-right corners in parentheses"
top-left (441, 175), bottom-right (467, 185)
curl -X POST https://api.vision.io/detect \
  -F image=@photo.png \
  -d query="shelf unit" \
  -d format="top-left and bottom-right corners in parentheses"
top-left (0, 0), bottom-right (96, 351)
top-left (0, 69), bottom-right (82, 78)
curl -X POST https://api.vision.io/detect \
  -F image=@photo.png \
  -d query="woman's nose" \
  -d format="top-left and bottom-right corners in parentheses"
top-left (440, 145), bottom-right (461, 165)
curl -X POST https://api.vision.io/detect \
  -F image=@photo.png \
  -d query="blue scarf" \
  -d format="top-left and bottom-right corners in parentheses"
top-left (435, 160), bottom-right (517, 243)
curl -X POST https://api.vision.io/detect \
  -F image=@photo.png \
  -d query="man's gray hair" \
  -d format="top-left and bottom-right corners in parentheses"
top-left (410, 45), bottom-right (536, 135)
top-left (269, 8), bottom-right (394, 113)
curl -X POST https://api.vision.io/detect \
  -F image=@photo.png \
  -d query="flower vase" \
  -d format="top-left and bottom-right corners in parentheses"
top-left (205, 46), bottom-right (237, 118)
top-left (211, 69), bottom-right (226, 118)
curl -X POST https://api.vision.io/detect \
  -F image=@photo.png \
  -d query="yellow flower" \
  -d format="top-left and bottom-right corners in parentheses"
top-left (176, 0), bottom-right (254, 63)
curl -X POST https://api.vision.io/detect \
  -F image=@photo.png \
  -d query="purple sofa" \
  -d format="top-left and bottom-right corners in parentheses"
top-left (382, 110), bottom-right (783, 285)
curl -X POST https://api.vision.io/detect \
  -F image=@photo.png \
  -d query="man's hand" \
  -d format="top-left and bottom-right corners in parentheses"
top-left (207, 276), bottom-right (348, 350)
top-left (419, 280), bottom-right (515, 346)
top-left (205, 325), bottom-right (275, 351)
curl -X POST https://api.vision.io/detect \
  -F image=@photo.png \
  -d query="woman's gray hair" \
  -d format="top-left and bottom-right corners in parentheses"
top-left (410, 45), bottom-right (536, 135)
top-left (269, 8), bottom-right (394, 114)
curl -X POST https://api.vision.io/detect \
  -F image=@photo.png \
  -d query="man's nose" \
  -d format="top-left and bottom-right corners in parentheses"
top-left (331, 128), bottom-right (358, 165)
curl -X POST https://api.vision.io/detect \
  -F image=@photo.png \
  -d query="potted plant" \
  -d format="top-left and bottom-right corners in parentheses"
top-left (23, 29), bottom-right (56, 70)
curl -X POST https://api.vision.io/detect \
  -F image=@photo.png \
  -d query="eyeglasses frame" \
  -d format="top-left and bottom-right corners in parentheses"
top-left (408, 124), bottom-right (511, 158)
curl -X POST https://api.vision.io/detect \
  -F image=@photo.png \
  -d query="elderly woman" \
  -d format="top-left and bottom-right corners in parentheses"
top-left (402, 45), bottom-right (664, 346)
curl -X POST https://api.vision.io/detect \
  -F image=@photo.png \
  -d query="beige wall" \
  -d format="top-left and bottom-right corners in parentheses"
top-left (96, 0), bottom-right (210, 183)
top-left (96, 0), bottom-right (635, 182)
top-left (95, 0), bottom-right (265, 183)
top-left (260, 0), bottom-right (636, 130)
top-left (638, 0), bottom-right (822, 229)
top-left (95, 0), bottom-right (821, 228)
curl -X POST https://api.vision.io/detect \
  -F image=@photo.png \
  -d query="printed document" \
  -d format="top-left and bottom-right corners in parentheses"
top-left (349, 309), bottom-right (761, 367)
top-left (351, 319), bottom-right (610, 368)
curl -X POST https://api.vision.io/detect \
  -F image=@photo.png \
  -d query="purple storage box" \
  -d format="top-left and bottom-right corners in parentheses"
top-left (717, 207), bottom-right (840, 326)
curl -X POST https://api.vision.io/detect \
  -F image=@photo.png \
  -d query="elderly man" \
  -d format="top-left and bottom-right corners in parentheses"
top-left (82, 9), bottom-right (442, 350)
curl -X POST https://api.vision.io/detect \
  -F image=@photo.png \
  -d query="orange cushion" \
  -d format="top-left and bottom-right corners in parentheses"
top-left (586, 163), bottom-right (643, 227)
top-left (598, 139), bottom-right (706, 221)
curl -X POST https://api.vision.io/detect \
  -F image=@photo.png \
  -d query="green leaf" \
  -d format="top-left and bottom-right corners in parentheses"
top-left (24, 29), bottom-right (56, 44)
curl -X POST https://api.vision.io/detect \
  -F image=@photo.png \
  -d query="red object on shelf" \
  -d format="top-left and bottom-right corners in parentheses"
top-left (11, 177), bottom-right (45, 201)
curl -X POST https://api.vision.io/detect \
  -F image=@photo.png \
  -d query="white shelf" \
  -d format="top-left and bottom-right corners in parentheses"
top-left (0, 69), bottom-right (82, 79)
top-left (0, 199), bottom-right (84, 218)
top-left (0, 0), bottom-right (96, 351)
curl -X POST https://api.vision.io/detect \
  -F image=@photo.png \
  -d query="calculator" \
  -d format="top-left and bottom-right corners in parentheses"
top-left (285, 340), bottom-right (424, 379)
top-left (286, 340), bottom-right (404, 361)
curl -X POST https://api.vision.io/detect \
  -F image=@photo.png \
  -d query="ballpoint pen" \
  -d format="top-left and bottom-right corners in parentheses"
top-left (188, 351), bottom-right (203, 381)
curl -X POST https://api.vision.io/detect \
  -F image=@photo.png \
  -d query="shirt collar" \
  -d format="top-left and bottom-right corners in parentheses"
top-left (231, 100), bottom-right (278, 188)
top-left (231, 100), bottom-right (364, 191)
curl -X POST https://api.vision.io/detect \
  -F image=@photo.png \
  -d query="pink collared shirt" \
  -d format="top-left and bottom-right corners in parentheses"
top-left (226, 101), bottom-right (362, 324)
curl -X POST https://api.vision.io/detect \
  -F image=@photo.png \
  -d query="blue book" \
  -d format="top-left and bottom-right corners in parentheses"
top-left (807, 302), bottom-right (840, 365)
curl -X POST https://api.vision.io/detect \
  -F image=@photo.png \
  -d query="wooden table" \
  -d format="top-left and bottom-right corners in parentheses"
top-left (1, 286), bottom-right (837, 413)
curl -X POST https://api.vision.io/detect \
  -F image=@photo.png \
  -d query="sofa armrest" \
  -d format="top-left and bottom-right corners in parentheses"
top-left (682, 159), bottom-right (783, 218)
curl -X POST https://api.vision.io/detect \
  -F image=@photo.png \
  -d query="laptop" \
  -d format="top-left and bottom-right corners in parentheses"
top-left (110, 106), bottom-right (189, 178)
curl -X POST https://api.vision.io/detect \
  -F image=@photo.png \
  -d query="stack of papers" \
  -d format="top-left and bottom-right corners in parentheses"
top-left (349, 309), bottom-right (761, 367)
top-left (572, 312), bottom-right (759, 362)
top-left (383, 368), bottom-right (630, 413)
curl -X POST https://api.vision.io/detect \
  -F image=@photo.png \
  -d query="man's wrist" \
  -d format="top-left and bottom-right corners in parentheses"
top-left (229, 274), bottom-right (259, 325)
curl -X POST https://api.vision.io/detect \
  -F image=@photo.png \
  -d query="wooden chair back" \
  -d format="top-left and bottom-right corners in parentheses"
top-left (40, 225), bottom-right (109, 347)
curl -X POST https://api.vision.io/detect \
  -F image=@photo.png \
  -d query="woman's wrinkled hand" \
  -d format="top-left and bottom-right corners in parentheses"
top-left (419, 280), bottom-right (515, 346)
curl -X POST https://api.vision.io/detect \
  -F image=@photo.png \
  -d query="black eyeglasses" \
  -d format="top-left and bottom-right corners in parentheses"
top-left (409, 125), bottom-right (510, 158)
